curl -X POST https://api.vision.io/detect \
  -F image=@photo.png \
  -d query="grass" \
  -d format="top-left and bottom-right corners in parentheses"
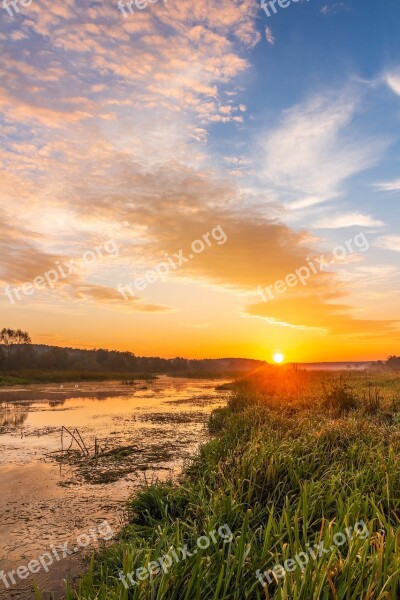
top-left (60, 368), bottom-right (400, 599)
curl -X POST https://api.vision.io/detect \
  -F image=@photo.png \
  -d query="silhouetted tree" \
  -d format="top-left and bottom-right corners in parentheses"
top-left (0, 328), bottom-right (31, 371)
top-left (387, 356), bottom-right (400, 371)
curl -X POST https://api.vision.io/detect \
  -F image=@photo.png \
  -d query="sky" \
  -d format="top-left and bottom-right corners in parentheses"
top-left (0, 0), bottom-right (399, 362)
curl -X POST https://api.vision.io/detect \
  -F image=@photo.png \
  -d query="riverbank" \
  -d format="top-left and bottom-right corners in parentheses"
top-left (66, 368), bottom-right (400, 599)
top-left (0, 370), bottom-right (157, 386)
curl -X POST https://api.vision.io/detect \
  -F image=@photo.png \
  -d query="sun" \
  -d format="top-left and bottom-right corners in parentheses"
top-left (273, 353), bottom-right (284, 364)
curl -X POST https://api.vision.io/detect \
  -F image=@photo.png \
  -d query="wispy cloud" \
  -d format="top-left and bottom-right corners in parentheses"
top-left (374, 236), bottom-right (400, 252)
top-left (384, 70), bottom-right (400, 96)
top-left (265, 26), bottom-right (275, 46)
top-left (374, 180), bottom-right (400, 192)
top-left (321, 3), bottom-right (350, 15)
top-left (313, 213), bottom-right (385, 229)
top-left (247, 295), bottom-right (398, 338)
top-left (260, 92), bottom-right (386, 210)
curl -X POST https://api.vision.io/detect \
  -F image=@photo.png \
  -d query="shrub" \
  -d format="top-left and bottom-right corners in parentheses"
top-left (323, 380), bottom-right (358, 414)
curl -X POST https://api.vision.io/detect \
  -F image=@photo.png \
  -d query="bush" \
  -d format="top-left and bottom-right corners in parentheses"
top-left (323, 380), bottom-right (358, 414)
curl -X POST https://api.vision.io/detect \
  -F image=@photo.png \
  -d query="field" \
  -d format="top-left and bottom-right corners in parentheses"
top-left (63, 368), bottom-right (400, 599)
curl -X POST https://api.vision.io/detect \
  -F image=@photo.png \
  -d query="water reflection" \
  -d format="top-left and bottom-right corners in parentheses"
top-left (0, 378), bottom-right (229, 600)
top-left (48, 399), bottom-right (66, 407)
top-left (0, 402), bottom-right (28, 430)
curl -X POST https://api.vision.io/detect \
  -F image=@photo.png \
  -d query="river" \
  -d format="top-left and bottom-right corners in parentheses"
top-left (0, 377), bottom-right (229, 599)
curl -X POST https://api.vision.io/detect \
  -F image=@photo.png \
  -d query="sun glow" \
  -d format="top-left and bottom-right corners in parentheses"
top-left (273, 353), bottom-right (284, 364)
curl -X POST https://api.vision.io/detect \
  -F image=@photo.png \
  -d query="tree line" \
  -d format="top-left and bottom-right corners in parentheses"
top-left (2, 328), bottom-right (399, 374)
top-left (0, 328), bottom-right (263, 375)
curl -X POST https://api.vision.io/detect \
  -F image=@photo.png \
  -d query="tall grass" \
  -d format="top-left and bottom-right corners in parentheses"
top-left (65, 369), bottom-right (400, 599)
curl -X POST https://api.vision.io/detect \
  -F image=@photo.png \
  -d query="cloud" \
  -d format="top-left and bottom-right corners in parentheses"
top-left (260, 92), bottom-right (385, 210)
top-left (39, 146), bottom-right (397, 345)
top-left (313, 213), bottom-right (385, 229)
top-left (0, 0), bottom-right (259, 135)
top-left (384, 71), bottom-right (400, 96)
top-left (320, 3), bottom-right (350, 15)
top-left (374, 180), bottom-right (400, 192)
top-left (265, 27), bottom-right (275, 46)
top-left (374, 236), bottom-right (400, 252)
top-left (74, 285), bottom-right (171, 312)
top-left (246, 294), bottom-right (398, 337)
top-left (0, 112), bottom-right (391, 340)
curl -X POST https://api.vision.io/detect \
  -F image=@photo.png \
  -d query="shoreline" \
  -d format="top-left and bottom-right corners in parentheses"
top-left (0, 371), bottom-right (236, 388)
top-left (0, 372), bottom-right (157, 387)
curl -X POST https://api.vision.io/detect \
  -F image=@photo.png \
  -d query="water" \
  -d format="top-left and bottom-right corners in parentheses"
top-left (0, 377), bottom-right (228, 599)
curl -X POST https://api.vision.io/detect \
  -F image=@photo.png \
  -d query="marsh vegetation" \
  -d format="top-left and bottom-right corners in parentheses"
top-left (66, 368), bottom-right (400, 599)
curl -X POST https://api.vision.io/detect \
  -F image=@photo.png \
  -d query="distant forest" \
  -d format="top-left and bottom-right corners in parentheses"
top-left (0, 328), bottom-right (265, 376)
